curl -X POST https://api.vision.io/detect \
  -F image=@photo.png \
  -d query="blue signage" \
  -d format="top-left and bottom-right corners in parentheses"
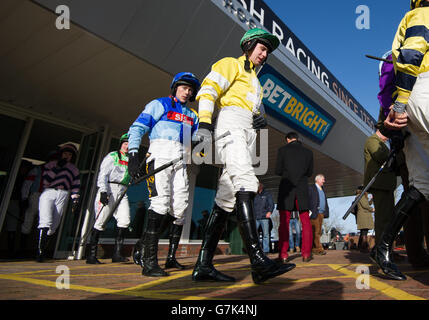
top-left (216, 0), bottom-right (375, 130)
top-left (259, 64), bottom-right (336, 144)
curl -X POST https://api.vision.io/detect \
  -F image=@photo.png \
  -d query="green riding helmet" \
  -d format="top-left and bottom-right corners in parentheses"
top-left (118, 133), bottom-right (129, 154)
top-left (240, 28), bottom-right (280, 53)
top-left (120, 133), bottom-right (129, 144)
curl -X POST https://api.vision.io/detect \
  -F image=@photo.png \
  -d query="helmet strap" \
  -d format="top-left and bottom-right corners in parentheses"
top-left (170, 95), bottom-right (177, 108)
top-left (244, 53), bottom-right (251, 72)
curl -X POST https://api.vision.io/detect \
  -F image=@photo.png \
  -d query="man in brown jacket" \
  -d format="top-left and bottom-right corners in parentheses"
top-left (355, 186), bottom-right (375, 252)
top-left (308, 174), bottom-right (330, 255)
top-left (364, 129), bottom-right (397, 246)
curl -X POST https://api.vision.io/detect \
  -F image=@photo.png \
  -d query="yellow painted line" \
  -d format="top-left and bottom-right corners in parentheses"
top-left (0, 261), bottom-right (41, 265)
top-left (116, 269), bottom-right (255, 300)
top-left (0, 274), bottom-right (117, 294)
top-left (5, 269), bottom-right (54, 275)
top-left (20, 273), bottom-right (141, 277)
top-left (294, 263), bottom-right (371, 268)
top-left (1, 260), bottom-right (425, 301)
top-left (276, 275), bottom-right (352, 284)
top-left (120, 290), bottom-right (209, 300)
top-left (11, 266), bottom-right (96, 275)
top-left (0, 272), bottom-right (195, 300)
top-left (116, 269), bottom-right (194, 292)
top-left (0, 270), bottom-right (351, 301)
top-left (149, 282), bottom-right (258, 293)
top-left (9, 263), bottom-right (136, 275)
top-left (327, 264), bottom-right (426, 300)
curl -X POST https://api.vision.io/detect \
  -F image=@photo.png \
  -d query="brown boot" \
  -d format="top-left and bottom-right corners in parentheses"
top-left (360, 235), bottom-right (370, 253)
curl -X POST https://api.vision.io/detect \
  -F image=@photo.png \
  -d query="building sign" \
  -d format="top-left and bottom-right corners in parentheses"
top-left (259, 64), bottom-right (336, 144)
top-left (214, 0), bottom-right (376, 130)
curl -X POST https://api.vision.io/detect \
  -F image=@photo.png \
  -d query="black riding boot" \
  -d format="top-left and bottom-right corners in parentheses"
top-left (165, 224), bottom-right (185, 270)
top-left (133, 214), bottom-right (175, 267)
top-left (370, 187), bottom-right (425, 280)
top-left (36, 228), bottom-right (49, 263)
top-left (133, 238), bottom-right (144, 266)
top-left (192, 204), bottom-right (235, 282)
top-left (142, 210), bottom-right (168, 277)
top-left (236, 191), bottom-right (296, 284)
top-left (112, 227), bottom-right (129, 262)
top-left (86, 228), bottom-right (103, 264)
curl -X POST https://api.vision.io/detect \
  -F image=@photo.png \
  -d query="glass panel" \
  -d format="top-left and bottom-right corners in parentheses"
top-left (23, 120), bottom-right (82, 162)
top-left (1, 118), bottom-right (84, 256)
top-left (189, 186), bottom-right (216, 240)
top-left (189, 164), bottom-right (223, 240)
top-left (0, 114), bottom-right (26, 206)
top-left (0, 114), bottom-right (26, 255)
top-left (57, 132), bottom-right (98, 252)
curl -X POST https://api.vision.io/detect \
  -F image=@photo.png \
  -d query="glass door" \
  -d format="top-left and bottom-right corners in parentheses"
top-left (54, 130), bottom-right (103, 258)
top-left (0, 114), bottom-right (28, 256)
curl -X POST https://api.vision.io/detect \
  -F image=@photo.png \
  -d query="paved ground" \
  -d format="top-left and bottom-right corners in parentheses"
top-left (0, 250), bottom-right (428, 301)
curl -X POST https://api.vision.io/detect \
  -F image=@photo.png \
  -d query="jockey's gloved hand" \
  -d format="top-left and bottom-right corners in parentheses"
top-left (390, 131), bottom-right (405, 153)
top-left (194, 122), bottom-right (214, 143)
top-left (71, 198), bottom-right (80, 213)
top-left (253, 113), bottom-right (267, 129)
top-left (100, 192), bottom-right (109, 206)
top-left (128, 151), bottom-right (140, 179)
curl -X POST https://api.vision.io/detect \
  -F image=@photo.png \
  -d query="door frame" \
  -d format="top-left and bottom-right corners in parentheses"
top-left (53, 126), bottom-right (111, 259)
top-left (0, 117), bottom-right (33, 231)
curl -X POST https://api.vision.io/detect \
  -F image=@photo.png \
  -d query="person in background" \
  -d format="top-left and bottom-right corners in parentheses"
top-left (364, 129), bottom-right (397, 246)
top-left (376, 48), bottom-right (429, 271)
top-left (308, 174), bottom-right (329, 256)
top-left (20, 151), bottom-right (58, 251)
top-left (288, 211), bottom-right (301, 254)
top-left (254, 183), bottom-right (274, 254)
top-left (371, 0), bottom-right (429, 280)
top-left (5, 160), bottom-right (33, 258)
top-left (86, 134), bottom-right (131, 264)
top-left (355, 186), bottom-right (375, 253)
top-left (276, 132), bottom-right (314, 263)
top-left (37, 144), bottom-right (80, 262)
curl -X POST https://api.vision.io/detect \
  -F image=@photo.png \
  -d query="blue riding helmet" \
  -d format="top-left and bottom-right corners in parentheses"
top-left (170, 72), bottom-right (201, 102)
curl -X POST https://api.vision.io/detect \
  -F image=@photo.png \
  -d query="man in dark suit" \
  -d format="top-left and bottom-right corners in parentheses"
top-left (276, 132), bottom-right (314, 262)
top-left (308, 174), bottom-right (330, 255)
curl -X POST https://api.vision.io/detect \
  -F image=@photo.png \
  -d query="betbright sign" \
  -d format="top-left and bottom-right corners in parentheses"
top-left (214, 0), bottom-right (375, 131)
top-left (259, 64), bottom-right (336, 144)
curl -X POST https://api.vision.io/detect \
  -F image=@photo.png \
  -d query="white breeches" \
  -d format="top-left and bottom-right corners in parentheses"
top-left (146, 153), bottom-right (189, 226)
top-left (93, 184), bottom-right (130, 231)
top-left (38, 188), bottom-right (69, 236)
top-left (214, 107), bottom-right (259, 212)
top-left (405, 72), bottom-right (429, 200)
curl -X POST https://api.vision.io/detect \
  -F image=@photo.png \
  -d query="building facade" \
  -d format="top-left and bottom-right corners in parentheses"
top-left (0, 0), bottom-right (374, 259)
